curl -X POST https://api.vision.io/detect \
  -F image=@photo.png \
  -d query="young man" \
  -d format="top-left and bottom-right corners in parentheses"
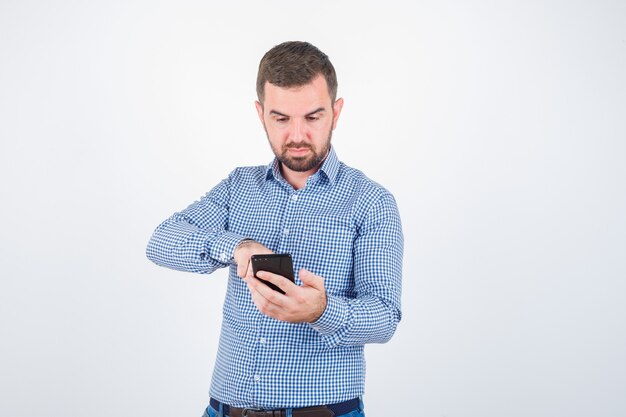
top-left (147, 41), bottom-right (403, 417)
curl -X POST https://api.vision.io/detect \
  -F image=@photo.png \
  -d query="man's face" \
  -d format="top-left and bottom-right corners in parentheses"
top-left (255, 75), bottom-right (343, 174)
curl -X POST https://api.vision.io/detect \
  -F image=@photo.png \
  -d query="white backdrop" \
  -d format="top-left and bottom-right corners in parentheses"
top-left (1, 1), bottom-right (625, 416)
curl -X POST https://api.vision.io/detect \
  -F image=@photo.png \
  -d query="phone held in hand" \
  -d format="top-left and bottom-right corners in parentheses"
top-left (250, 254), bottom-right (295, 294)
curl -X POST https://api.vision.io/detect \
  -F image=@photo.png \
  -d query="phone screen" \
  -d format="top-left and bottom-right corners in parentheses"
top-left (250, 254), bottom-right (295, 294)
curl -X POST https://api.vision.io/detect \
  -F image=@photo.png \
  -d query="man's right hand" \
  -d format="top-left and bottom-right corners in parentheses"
top-left (234, 240), bottom-right (273, 279)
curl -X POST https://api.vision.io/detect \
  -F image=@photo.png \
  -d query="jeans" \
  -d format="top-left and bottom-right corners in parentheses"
top-left (202, 398), bottom-right (365, 417)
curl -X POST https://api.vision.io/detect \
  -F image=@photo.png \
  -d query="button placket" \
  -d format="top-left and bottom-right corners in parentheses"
top-left (277, 189), bottom-right (298, 253)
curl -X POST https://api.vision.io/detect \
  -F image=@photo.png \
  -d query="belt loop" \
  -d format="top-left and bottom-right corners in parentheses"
top-left (358, 397), bottom-right (364, 412)
top-left (285, 408), bottom-right (293, 417)
top-left (218, 402), bottom-right (224, 417)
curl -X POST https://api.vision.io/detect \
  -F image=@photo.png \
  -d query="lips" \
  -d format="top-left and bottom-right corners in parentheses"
top-left (285, 145), bottom-right (312, 155)
top-left (288, 147), bottom-right (310, 154)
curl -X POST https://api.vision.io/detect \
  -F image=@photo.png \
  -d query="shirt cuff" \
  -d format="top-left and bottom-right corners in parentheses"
top-left (309, 294), bottom-right (349, 336)
top-left (208, 231), bottom-right (247, 265)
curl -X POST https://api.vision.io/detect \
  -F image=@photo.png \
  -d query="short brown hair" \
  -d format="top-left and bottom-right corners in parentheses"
top-left (256, 41), bottom-right (338, 104)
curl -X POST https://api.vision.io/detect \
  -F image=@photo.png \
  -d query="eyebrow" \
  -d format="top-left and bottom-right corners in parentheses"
top-left (269, 107), bottom-right (326, 118)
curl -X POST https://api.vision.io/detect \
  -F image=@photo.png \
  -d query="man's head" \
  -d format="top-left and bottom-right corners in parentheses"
top-left (256, 41), bottom-right (338, 105)
top-left (255, 41), bottom-right (343, 180)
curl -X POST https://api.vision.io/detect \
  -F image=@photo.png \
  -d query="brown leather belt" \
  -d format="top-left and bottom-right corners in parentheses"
top-left (210, 397), bottom-right (359, 417)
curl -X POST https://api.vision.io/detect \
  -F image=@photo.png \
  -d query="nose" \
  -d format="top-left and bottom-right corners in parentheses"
top-left (288, 119), bottom-right (306, 142)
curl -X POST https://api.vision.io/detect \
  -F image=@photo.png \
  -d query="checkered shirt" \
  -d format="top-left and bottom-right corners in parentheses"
top-left (146, 147), bottom-right (403, 408)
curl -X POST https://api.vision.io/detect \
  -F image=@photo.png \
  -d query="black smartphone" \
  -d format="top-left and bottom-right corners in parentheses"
top-left (250, 254), bottom-right (295, 294)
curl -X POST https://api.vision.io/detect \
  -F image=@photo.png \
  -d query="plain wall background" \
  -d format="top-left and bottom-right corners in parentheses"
top-left (1, 1), bottom-right (625, 416)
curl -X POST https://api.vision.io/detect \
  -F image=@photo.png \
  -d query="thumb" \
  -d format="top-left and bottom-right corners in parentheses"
top-left (237, 261), bottom-right (247, 278)
top-left (299, 269), bottom-right (324, 290)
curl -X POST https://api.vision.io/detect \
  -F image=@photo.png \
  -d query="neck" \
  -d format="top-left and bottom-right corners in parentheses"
top-left (280, 164), bottom-right (319, 190)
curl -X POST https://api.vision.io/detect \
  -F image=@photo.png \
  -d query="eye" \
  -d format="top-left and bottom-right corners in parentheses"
top-left (306, 116), bottom-right (320, 122)
top-left (276, 117), bottom-right (288, 123)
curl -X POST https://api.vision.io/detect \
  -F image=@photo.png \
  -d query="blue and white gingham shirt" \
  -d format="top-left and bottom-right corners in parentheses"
top-left (146, 148), bottom-right (403, 408)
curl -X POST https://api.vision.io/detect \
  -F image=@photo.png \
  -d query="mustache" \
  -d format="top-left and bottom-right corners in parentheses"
top-left (284, 143), bottom-right (313, 150)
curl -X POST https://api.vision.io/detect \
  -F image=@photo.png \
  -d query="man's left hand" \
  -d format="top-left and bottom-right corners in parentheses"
top-left (244, 268), bottom-right (327, 323)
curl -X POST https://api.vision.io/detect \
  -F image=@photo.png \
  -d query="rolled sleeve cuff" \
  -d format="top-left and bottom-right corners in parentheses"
top-left (309, 294), bottom-right (349, 336)
top-left (208, 231), bottom-right (247, 265)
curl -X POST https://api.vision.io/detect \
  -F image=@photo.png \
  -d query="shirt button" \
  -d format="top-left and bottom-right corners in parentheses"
top-left (259, 337), bottom-right (267, 345)
top-left (254, 375), bottom-right (261, 382)
top-left (291, 194), bottom-right (298, 201)
top-left (283, 228), bottom-right (289, 236)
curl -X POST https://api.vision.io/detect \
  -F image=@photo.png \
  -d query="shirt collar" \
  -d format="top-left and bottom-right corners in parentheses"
top-left (265, 146), bottom-right (340, 186)
top-left (318, 146), bottom-right (340, 184)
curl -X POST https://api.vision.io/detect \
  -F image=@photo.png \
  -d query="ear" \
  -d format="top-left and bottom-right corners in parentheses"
top-left (331, 98), bottom-right (344, 130)
top-left (254, 100), bottom-right (265, 125)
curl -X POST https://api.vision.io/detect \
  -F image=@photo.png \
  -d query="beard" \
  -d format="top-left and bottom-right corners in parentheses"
top-left (269, 129), bottom-right (333, 173)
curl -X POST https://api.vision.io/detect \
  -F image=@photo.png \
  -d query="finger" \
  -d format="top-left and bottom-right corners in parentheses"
top-left (246, 279), bottom-right (270, 311)
top-left (237, 257), bottom-right (249, 278)
top-left (299, 269), bottom-right (324, 290)
top-left (247, 275), bottom-right (274, 300)
top-left (245, 260), bottom-right (255, 280)
top-left (246, 277), bottom-right (283, 315)
top-left (246, 277), bottom-right (264, 300)
top-left (257, 270), bottom-right (293, 295)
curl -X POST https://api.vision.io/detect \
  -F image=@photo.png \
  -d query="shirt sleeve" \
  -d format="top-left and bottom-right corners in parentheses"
top-left (146, 174), bottom-right (246, 274)
top-left (310, 192), bottom-right (404, 347)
